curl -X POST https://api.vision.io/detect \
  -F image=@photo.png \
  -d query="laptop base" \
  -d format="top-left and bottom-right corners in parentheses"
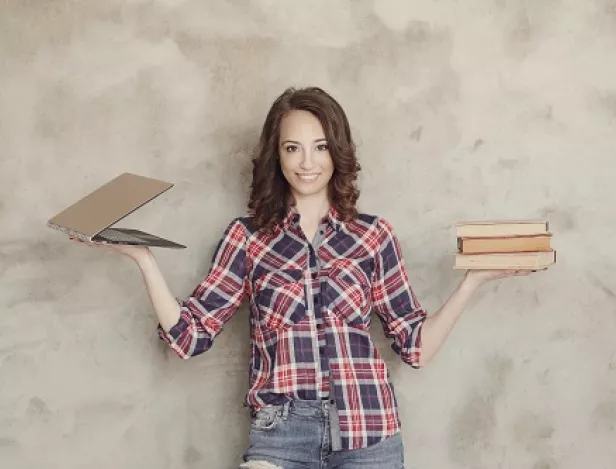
top-left (93, 228), bottom-right (186, 249)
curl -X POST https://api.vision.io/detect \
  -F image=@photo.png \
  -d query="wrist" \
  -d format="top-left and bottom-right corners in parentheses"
top-left (134, 248), bottom-right (154, 268)
top-left (461, 271), bottom-right (482, 292)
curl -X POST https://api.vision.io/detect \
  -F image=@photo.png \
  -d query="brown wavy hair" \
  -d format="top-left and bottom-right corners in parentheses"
top-left (248, 87), bottom-right (361, 233)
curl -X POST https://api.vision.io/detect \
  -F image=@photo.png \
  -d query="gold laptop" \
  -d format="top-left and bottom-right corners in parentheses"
top-left (47, 172), bottom-right (186, 248)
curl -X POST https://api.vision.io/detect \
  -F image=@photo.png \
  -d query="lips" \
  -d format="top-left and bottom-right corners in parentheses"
top-left (296, 173), bottom-right (320, 182)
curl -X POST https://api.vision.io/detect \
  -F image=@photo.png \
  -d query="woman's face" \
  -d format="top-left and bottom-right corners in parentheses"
top-left (278, 110), bottom-right (334, 202)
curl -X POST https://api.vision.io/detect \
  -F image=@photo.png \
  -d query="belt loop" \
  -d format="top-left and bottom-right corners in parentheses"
top-left (329, 404), bottom-right (343, 451)
top-left (328, 374), bottom-right (343, 452)
top-left (281, 401), bottom-right (290, 421)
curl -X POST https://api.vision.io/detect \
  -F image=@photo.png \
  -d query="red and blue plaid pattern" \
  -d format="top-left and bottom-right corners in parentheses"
top-left (158, 207), bottom-right (427, 450)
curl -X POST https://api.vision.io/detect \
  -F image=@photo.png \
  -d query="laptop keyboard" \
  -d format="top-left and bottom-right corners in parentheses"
top-left (96, 228), bottom-right (150, 244)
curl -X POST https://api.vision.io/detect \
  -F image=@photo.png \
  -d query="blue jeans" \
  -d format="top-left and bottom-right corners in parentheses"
top-left (240, 400), bottom-right (405, 469)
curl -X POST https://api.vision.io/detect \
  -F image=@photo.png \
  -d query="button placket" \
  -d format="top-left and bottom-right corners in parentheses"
top-left (308, 224), bottom-right (331, 400)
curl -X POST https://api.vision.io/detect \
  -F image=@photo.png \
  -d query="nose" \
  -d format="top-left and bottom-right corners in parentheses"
top-left (299, 148), bottom-right (314, 170)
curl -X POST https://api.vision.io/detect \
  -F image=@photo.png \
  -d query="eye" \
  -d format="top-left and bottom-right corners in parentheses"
top-left (284, 145), bottom-right (299, 153)
top-left (316, 143), bottom-right (329, 151)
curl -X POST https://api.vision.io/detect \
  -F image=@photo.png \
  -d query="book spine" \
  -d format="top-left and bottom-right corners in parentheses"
top-left (460, 249), bottom-right (552, 255)
top-left (458, 234), bottom-right (552, 240)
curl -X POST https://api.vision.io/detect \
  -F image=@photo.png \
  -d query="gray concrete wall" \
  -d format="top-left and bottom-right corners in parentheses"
top-left (1, 1), bottom-right (615, 468)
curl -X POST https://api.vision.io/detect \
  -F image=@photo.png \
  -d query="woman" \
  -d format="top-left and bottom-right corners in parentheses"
top-left (73, 87), bottom-right (532, 468)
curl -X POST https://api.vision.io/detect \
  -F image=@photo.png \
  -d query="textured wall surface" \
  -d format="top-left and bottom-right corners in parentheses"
top-left (1, 1), bottom-right (615, 468)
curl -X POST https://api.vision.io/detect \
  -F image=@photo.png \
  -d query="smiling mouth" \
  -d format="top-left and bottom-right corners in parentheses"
top-left (296, 173), bottom-right (320, 182)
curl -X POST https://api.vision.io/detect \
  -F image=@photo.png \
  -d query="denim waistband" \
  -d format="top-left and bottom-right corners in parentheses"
top-left (289, 399), bottom-right (335, 410)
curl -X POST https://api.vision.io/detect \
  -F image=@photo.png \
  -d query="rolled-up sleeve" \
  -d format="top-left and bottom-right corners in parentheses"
top-left (371, 218), bottom-right (427, 368)
top-left (158, 218), bottom-right (248, 358)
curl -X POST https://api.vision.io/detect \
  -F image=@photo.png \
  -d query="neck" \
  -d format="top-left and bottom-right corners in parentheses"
top-left (292, 193), bottom-right (330, 224)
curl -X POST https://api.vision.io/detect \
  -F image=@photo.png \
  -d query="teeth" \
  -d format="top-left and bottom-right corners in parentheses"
top-left (297, 174), bottom-right (319, 182)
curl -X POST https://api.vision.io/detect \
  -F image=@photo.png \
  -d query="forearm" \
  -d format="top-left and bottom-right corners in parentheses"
top-left (418, 274), bottom-right (481, 367)
top-left (135, 250), bottom-right (182, 333)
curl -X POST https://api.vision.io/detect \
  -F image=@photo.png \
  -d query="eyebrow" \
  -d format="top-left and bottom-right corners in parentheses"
top-left (280, 138), bottom-right (327, 145)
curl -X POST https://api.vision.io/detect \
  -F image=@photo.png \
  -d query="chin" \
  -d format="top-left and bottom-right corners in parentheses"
top-left (290, 184), bottom-right (328, 197)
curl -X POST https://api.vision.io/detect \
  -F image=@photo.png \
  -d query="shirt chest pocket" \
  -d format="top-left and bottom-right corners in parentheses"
top-left (254, 269), bottom-right (307, 331)
top-left (323, 259), bottom-right (372, 327)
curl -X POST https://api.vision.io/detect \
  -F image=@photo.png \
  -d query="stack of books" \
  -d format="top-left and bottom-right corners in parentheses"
top-left (454, 220), bottom-right (556, 270)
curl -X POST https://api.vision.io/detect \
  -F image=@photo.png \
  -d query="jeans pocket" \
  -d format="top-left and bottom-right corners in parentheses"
top-left (251, 406), bottom-right (282, 431)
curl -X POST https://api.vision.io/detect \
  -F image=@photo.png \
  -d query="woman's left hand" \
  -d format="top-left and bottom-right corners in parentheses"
top-left (464, 268), bottom-right (537, 288)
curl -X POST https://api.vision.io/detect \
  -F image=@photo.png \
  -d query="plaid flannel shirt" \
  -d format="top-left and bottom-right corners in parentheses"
top-left (158, 206), bottom-right (427, 450)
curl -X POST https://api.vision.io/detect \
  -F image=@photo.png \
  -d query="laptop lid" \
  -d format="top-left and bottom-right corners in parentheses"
top-left (47, 172), bottom-right (173, 239)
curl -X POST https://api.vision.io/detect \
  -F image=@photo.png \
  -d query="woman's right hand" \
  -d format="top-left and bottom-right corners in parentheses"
top-left (68, 237), bottom-right (151, 263)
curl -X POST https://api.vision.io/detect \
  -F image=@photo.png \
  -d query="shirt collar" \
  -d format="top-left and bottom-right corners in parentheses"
top-left (282, 205), bottom-right (343, 233)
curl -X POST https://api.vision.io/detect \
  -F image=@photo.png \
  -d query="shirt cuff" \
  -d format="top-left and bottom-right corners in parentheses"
top-left (156, 297), bottom-right (185, 345)
top-left (392, 310), bottom-right (427, 369)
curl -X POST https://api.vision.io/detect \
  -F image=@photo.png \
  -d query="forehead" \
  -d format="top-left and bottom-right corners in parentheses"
top-left (279, 110), bottom-right (325, 140)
